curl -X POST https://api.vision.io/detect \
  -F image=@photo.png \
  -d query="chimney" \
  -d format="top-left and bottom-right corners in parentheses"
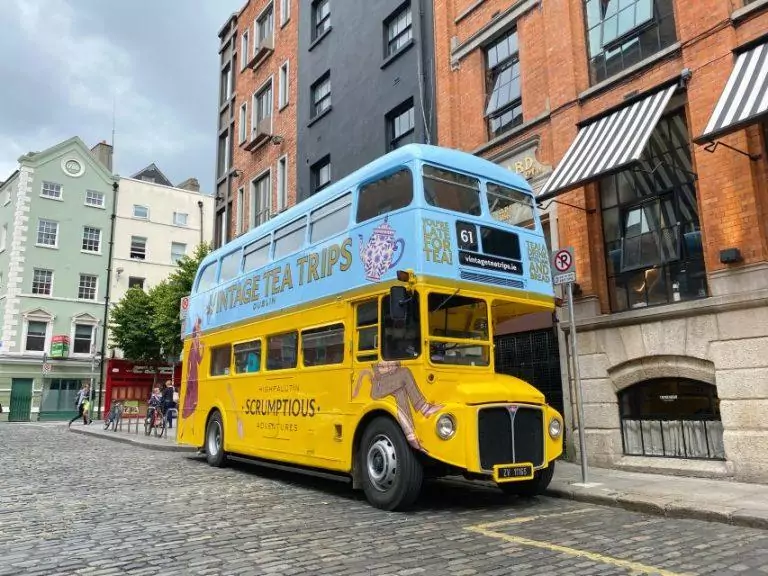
top-left (90, 140), bottom-right (113, 172)
top-left (177, 177), bottom-right (200, 192)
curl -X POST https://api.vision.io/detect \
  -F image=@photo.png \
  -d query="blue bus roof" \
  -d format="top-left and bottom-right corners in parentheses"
top-left (201, 144), bottom-right (533, 269)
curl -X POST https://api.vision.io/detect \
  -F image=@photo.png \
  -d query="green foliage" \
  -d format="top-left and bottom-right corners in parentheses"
top-left (109, 287), bottom-right (163, 363)
top-left (151, 242), bottom-right (212, 361)
top-left (110, 242), bottom-right (211, 365)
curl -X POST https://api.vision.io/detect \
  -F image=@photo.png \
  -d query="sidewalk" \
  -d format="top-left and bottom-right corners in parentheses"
top-left (68, 423), bottom-right (768, 529)
top-left (68, 420), bottom-right (197, 453)
top-left (548, 460), bottom-right (768, 529)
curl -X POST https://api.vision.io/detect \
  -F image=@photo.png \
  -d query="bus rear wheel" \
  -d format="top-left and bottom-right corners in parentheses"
top-left (205, 411), bottom-right (227, 468)
top-left (358, 417), bottom-right (423, 511)
top-left (498, 461), bottom-right (555, 498)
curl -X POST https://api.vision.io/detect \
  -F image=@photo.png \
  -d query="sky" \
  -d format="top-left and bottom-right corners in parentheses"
top-left (0, 0), bottom-right (243, 193)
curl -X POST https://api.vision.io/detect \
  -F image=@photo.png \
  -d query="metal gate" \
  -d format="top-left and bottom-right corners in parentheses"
top-left (494, 328), bottom-right (564, 418)
top-left (9, 379), bottom-right (33, 422)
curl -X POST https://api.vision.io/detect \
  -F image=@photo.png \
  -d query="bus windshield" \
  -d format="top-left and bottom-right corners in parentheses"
top-left (427, 293), bottom-right (490, 367)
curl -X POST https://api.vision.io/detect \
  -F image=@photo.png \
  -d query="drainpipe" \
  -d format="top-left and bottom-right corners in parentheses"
top-left (197, 200), bottom-right (204, 246)
top-left (97, 180), bottom-right (119, 418)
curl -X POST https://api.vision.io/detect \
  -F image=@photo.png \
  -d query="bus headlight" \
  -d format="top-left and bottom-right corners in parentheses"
top-left (436, 414), bottom-right (456, 440)
top-left (548, 417), bottom-right (562, 439)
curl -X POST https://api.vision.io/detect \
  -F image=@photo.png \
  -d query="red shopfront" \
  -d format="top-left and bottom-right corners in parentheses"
top-left (104, 359), bottom-right (181, 416)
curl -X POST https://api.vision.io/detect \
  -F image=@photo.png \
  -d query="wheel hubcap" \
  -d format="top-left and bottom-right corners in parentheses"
top-left (207, 421), bottom-right (221, 457)
top-left (366, 434), bottom-right (397, 492)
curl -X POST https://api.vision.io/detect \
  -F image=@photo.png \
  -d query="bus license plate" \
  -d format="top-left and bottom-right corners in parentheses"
top-left (494, 463), bottom-right (534, 482)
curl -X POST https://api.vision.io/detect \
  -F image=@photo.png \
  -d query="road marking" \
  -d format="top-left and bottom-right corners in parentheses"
top-left (465, 509), bottom-right (694, 576)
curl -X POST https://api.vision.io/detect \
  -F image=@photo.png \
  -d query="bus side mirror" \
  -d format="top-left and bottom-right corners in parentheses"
top-left (389, 286), bottom-right (409, 321)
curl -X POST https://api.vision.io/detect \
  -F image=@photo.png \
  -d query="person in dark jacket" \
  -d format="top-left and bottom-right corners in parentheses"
top-left (161, 380), bottom-right (176, 429)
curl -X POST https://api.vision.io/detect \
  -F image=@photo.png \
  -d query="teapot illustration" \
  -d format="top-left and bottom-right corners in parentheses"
top-left (358, 216), bottom-right (406, 282)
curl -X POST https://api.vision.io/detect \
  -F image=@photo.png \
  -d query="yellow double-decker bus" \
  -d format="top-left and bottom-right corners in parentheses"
top-left (178, 144), bottom-right (563, 510)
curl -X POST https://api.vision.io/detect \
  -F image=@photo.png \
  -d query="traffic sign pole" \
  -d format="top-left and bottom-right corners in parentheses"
top-left (550, 246), bottom-right (589, 485)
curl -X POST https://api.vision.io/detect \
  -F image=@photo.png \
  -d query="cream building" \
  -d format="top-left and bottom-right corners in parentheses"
top-left (108, 164), bottom-right (214, 357)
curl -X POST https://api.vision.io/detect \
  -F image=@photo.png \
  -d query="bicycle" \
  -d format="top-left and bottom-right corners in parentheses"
top-left (144, 405), bottom-right (166, 437)
top-left (104, 401), bottom-right (124, 431)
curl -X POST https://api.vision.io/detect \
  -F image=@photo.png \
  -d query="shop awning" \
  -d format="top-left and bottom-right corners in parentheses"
top-left (696, 40), bottom-right (768, 143)
top-left (537, 85), bottom-right (677, 202)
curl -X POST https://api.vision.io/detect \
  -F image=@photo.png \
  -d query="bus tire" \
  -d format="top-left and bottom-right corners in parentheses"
top-left (205, 411), bottom-right (227, 468)
top-left (499, 461), bottom-right (555, 498)
top-left (358, 416), bottom-right (423, 511)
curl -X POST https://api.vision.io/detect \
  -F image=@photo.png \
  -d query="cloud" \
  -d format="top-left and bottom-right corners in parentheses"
top-left (0, 0), bottom-right (242, 190)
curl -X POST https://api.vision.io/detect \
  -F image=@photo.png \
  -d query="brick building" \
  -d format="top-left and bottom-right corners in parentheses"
top-left (434, 0), bottom-right (768, 481)
top-left (214, 0), bottom-right (298, 246)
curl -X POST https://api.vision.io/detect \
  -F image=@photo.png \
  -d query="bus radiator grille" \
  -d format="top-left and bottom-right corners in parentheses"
top-left (460, 271), bottom-right (525, 289)
top-left (477, 405), bottom-right (545, 470)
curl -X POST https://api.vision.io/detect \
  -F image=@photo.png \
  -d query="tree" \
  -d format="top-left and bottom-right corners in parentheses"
top-left (151, 242), bottom-right (212, 362)
top-left (109, 286), bottom-right (164, 369)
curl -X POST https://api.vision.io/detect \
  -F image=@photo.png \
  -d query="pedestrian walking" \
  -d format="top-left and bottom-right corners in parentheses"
top-left (68, 383), bottom-right (92, 427)
top-left (162, 380), bottom-right (176, 429)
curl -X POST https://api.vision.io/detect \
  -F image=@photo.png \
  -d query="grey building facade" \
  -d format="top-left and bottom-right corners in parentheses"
top-left (296, 0), bottom-right (436, 201)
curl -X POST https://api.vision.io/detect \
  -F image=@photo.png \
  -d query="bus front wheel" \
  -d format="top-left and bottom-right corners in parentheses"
top-left (498, 461), bottom-right (555, 498)
top-left (205, 411), bottom-right (227, 468)
top-left (358, 417), bottom-right (423, 511)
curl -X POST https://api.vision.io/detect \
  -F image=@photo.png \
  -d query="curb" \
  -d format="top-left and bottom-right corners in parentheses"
top-left (68, 426), bottom-right (198, 454)
top-left (545, 485), bottom-right (768, 531)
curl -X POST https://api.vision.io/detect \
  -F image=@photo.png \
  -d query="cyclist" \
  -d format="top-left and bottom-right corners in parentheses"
top-left (146, 387), bottom-right (163, 429)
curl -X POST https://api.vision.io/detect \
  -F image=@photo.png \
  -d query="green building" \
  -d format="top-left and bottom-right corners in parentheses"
top-left (0, 137), bottom-right (116, 421)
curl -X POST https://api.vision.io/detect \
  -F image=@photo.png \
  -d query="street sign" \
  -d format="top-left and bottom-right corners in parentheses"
top-left (180, 296), bottom-right (189, 319)
top-left (551, 247), bottom-right (576, 286)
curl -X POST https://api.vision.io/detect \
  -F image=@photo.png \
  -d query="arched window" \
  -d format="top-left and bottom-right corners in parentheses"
top-left (618, 378), bottom-right (724, 460)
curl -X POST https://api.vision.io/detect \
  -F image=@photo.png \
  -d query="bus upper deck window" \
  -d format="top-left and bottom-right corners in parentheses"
top-left (423, 165), bottom-right (481, 216)
top-left (219, 250), bottom-right (242, 282)
top-left (243, 237), bottom-right (271, 272)
top-left (196, 262), bottom-right (218, 292)
top-left (311, 192), bottom-right (352, 243)
top-left (356, 169), bottom-right (413, 223)
top-left (487, 182), bottom-right (536, 230)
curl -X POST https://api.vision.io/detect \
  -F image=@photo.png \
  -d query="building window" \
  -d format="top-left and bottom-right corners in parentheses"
top-left (485, 28), bottom-right (522, 138)
top-left (78, 274), bottom-right (98, 300)
top-left (311, 72), bottom-right (331, 118)
top-left (312, 0), bottom-right (330, 40)
top-left (584, 0), bottom-right (677, 84)
top-left (280, 0), bottom-right (290, 25)
top-left (85, 190), bottom-right (105, 208)
top-left (256, 4), bottom-right (274, 46)
top-left (241, 28), bottom-right (250, 69)
top-left (279, 60), bottom-right (290, 109)
top-left (41, 181), bottom-right (62, 199)
top-left (251, 172), bottom-right (272, 227)
top-left (36, 219), bottom-right (58, 247)
top-left (220, 63), bottom-right (232, 105)
top-left (173, 212), bottom-right (189, 226)
top-left (128, 277), bottom-right (145, 289)
top-left (25, 321), bottom-right (47, 352)
top-left (619, 378), bottom-right (724, 460)
top-left (600, 109), bottom-right (706, 312)
top-left (277, 156), bottom-right (288, 211)
top-left (32, 269), bottom-right (53, 295)
top-left (311, 156), bottom-right (331, 194)
top-left (133, 205), bottom-right (149, 219)
top-left (81, 226), bottom-right (101, 253)
top-left (73, 324), bottom-right (95, 355)
top-left (236, 187), bottom-right (245, 235)
top-left (217, 133), bottom-right (230, 177)
top-left (171, 242), bottom-right (187, 264)
top-left (253, 80), bottom-right (274, 136)
top-left (387, 99), bottom-right (416, 150)
top-left (130, 236), bottom-right (147, 260)
top-left (239, 102), bottom-right (248, 143)
top-left (385, 3), bottom-right (412, 57)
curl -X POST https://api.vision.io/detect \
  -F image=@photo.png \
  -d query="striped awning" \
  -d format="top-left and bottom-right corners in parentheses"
top-left (537, 85), bottom-right (677, 201)
top-left (697, 40), bottom-right (768, 143)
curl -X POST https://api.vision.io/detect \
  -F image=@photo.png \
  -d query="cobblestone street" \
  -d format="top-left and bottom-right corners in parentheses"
top-left (2, 423), bottom-right (768, 576)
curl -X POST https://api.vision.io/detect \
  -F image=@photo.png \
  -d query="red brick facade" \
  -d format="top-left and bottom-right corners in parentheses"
top-left (229, 0), bottom-right (299, 240)
top-left (433, 0), bottom-right (768, 313)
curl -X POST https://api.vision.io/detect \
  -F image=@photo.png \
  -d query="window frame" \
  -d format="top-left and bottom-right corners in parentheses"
top-left (24, 318), bottom-right (49, 353)
top-left (240, 28), bottom-right (250, 70)
top-left (312, 0), bottom-right (331, 41)
top-left (128, 277), bottom-right (145, 290)
top-left (132, 204), bottom-right (149, 219)
top-left (36, 218), bottom-right (59, 248)
top-left (301, 323), bottom-right (345, 367)
top-left (77, 274), bottom-right (98, 301)
top-left (41, 181), bottom-right (63, 200)
top-left (251, 169), bottom-right (272, 227)
top-left (278, 60), bottom-right (290, 109)
top-left (85, 190), bottom-right (105, 208)
top-left (266, 331), bottom-right (299, 371)
top-left (273, 217), bottom-right (307, 259)
top-left (171, 242), bottom-right (187, 264)
top-left (387, 98), bottom-right (416, 151)
top-left (310, 155), bottom-right (332, 195)
top-left (239, 101), bottom-right (248, 144)
top-left (130, 236), bottom-right (147, 260)
top-left (384, 2), bottom-right (413, 58)
top-left (280, 0), bottom-right (291, 26)
top-left (484, 27), bottom-right (523, 138)
top-left (355, 167), bottom-right (414, 223)
top-left (32, 268), bottom-right (54, 296)
top-left (209, 344), bottom-right (233, 377)
top-left (81, 226), bottom-right (102, 254)
top-left (173, 212), bottom-right (189, 227)
top-left (234, 339), bottom-right (263, 374)
top-left (72, 323), bottom-right (96, 356)
top-left (310, 72), bottom-right (331, 119)
top-left (310, 192), bottom-right (352, 243)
